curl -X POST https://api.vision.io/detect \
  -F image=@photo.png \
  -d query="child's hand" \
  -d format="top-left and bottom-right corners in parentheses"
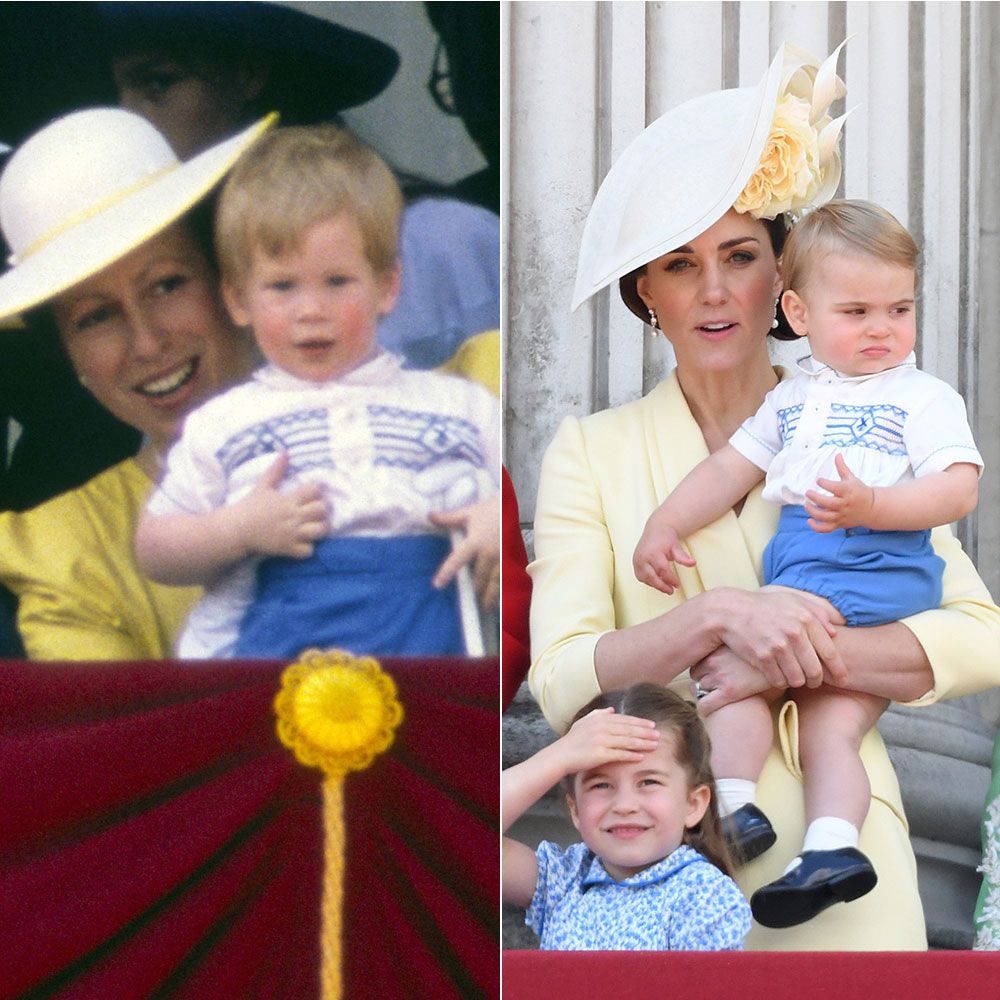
top-left (633, 517), bottom-right (696, 595)
top-left (235, 452), bottom-right (328, 558)
top-left (804, 453), bottom-right (876, 532)
top-left (429, 493), bottom-right (500, 611)
top-left (555, 707), bottom-right (660, 775)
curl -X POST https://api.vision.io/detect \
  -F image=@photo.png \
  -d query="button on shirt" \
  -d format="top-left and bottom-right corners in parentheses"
top-left (730, 354), bottom-right (983, 506)
top-left (525, 842), bottom-right (751, 951)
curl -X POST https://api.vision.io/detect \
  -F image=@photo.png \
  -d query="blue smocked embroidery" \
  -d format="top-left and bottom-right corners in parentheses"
top-left (525, 842), bottom-right (750, 951)
top-left (778, 402), bottom-right (907, 455)
top-left (826, 403), bottom-right (906, 453)
top-left (777, 404), bottom-right (804, 443)
top-left (369, 404), bottom-right (484, 471)
top-left (215, 408), bottom-right (332, 478)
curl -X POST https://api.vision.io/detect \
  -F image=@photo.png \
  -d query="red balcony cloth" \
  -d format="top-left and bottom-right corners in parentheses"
top-left (503, 949), bottom-right (1000, 999)
top-left (502, 467), bottom-right (531, 710)
top-left (0, 657), bottom-right (499, 999)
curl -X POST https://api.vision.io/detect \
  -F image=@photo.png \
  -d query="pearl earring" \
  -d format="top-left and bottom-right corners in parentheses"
top-left (771, 298), bottom-right (780, 330)
top-left (648, 307), bottom-right (659, 335)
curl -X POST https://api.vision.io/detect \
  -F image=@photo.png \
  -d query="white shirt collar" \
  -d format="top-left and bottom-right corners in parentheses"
top-left (795, 351), bottom-right (918, 384)
top-left (252, 350), bottom-right (403, 391)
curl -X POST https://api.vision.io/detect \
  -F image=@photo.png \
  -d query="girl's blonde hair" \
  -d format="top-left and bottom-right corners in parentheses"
top-left (215, 124), bottom-right (402, 289)
top-left (781, 199), bottom-right (919, 294)
top-left (567, 683), bottom-right (735, 877)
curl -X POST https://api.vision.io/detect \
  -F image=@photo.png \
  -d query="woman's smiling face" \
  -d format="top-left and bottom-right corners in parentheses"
top-left (636, 208), bottom-right (782, 373)
top-left (52, 223), bottom-right (247, 451)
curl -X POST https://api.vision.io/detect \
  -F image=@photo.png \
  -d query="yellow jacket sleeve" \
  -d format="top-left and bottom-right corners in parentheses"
top-left (901, 524), bottom-right (1000, 703)
top-left (0, 460), bottom-right (199, 660)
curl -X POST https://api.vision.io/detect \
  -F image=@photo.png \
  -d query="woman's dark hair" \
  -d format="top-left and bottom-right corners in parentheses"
top-left (566, 683), bottom-right (736, 877)
top-left (762, 215), bottom-right (796, 340)
top-left (618, 212), bottom-right (797, 341)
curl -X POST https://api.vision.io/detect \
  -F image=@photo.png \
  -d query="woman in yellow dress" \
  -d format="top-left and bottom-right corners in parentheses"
top-left (527, 43), bottom-right (1000, 949)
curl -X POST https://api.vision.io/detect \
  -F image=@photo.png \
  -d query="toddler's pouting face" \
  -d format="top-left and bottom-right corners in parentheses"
top-left (223, 212), bottom-right (400, 383)
top-left (783, 252), bottom-right (917, 377)
top-left (567, 732), bottom-right (709, 882)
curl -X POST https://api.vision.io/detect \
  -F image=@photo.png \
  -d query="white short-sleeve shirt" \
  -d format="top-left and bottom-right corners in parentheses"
top-left (730, 354), bottom-right (983, 506)
top-left (147, 351), bottom-right (501, 657)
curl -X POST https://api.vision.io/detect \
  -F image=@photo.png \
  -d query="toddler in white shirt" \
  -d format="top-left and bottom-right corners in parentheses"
top-left (136, 125), bottom-right (499, 660)
top-left (632, 200), bottom-right (982, 928)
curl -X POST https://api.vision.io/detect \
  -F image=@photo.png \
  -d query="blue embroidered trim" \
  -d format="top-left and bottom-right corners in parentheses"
top-left (778, 402), bottom-right (908, 455)
top-left (216, 408), bottom-right (332, 477)
top-left (825, 403), bottom-right (906, 454)
top-left (369, 404), bottom-right (484, 471)
top-left (913, 444), bottom-right (981, 473)
top-left (777, 404), bottom-right (804, 442)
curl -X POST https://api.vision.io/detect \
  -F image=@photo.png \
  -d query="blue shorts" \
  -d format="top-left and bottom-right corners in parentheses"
top-left (234, 535), bottom-right (464, 659)
top-left (762, 505), bottom-right (944, 626)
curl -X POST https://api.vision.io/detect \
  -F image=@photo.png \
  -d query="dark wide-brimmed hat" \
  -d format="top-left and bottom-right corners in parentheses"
top-left (0, 4), bottom-right (118, 149)
top-left (0, 3), bottom-right (399, 151)
top-left (98, 1), bottom-right (400, 118)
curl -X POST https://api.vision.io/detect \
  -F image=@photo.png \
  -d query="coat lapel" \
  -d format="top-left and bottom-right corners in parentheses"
top-left (640, 370), bottom-right (777, 596)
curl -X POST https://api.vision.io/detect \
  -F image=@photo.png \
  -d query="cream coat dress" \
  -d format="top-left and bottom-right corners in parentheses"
top-left (528, 371), bottom-right (1000, 950)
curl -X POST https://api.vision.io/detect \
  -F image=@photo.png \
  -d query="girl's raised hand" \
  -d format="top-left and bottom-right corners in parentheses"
top-left (554, 707), bottom-right (660, 775)
top-left (804, 453), bottom-right (876, 532)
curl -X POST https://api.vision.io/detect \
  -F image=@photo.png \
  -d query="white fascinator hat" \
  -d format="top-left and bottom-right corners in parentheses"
top-left (0, 108), bottom-right (276, 324)
top-left (572, 40), bottom-right (850, 320)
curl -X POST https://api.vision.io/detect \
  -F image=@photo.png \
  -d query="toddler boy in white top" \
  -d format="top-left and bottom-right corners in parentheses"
top-left (136, 125), bottom-right (500, 659)
top-left (632, 200), bottom-right (981, 927)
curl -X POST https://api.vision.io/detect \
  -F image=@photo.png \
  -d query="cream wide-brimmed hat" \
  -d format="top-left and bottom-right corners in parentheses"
top-left (572, 41), bottom-right (849, 316)
top-left (0, 108), bottom-right (275, 324)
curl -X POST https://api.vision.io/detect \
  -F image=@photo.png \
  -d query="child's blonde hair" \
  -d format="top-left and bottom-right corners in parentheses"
top-left (215, 124), bottom-right (403, 289)
top-left (566, 683), bottom-right (735, 877)
top-left (781, 199), bottom-right (919, 294)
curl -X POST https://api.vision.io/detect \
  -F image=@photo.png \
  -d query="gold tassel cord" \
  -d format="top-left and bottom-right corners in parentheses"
top-left (274, 649), bottom-right (403, 1000)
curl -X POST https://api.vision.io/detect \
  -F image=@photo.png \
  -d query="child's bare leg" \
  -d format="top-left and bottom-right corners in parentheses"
top-left (705, 695), bottom-right (773, 783)
top-left (750, 686), bottom-right (887, 928)
top-left (795, 685), bottom-right (888, 832)
top-left (706, 693), bottom-right (779, 863)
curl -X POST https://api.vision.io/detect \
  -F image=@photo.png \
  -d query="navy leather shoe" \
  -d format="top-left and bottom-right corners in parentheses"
top-left (750, 847), bottom-right (877, 928)
top-left (720, 804), bottom-right (777, 865)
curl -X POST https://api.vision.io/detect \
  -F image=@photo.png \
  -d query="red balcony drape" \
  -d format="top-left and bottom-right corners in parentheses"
top-left (0, 657), bottom-right (499, 1000)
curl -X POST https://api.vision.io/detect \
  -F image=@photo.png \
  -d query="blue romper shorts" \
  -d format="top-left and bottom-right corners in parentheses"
top-left (234, 534), bottom-right (465, 658)
top-left (762, 505), bottom-right (944, 626)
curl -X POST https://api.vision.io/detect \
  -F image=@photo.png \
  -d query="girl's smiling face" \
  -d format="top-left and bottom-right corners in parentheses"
top-left (52, 222), bottom-right (248, 452)
top-left (567, 733), bottom-right (710, 881)
top-left (635, 208), bottom-right (782, 374)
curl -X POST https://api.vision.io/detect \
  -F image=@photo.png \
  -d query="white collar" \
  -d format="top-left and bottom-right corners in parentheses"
top-left (795, 351), bottom-right (918, 384)
top-left (252, 350), bottom-right (403, 391)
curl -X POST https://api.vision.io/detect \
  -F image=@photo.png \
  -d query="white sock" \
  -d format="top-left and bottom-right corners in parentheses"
top-left (715, 779), bottom-right (756, 818)
top-left (784, 816), bottom-right (860, 874)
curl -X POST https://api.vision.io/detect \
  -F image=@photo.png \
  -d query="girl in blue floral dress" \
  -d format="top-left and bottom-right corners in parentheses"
top-left (503, 683), bottom-right (750, 950)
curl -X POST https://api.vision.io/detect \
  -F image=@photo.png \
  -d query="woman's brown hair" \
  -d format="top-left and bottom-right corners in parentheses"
top-left (566, 683), bottom-right (736, 877)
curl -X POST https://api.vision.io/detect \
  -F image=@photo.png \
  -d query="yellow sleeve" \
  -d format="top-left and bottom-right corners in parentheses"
top-left (436, 330), bottom-right (500, 398)
top-left (0, 462), bottom-right (199, 660)
top-left (900, 524), bottom-right (1000, 704)
top-left (527, 415), bottom-right (612, 732)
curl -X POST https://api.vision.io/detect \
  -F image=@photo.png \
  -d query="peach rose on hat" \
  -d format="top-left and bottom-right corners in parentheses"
top-left (735, 41), bottom-right (850, 221)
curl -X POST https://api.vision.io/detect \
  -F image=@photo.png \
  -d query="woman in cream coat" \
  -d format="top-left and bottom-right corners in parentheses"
top-left (528, 44), bottom-right (1000, 950)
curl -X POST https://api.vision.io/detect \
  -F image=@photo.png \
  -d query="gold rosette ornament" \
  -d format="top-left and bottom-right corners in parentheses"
top-left (275, 649), bottom-right (403, 1000)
